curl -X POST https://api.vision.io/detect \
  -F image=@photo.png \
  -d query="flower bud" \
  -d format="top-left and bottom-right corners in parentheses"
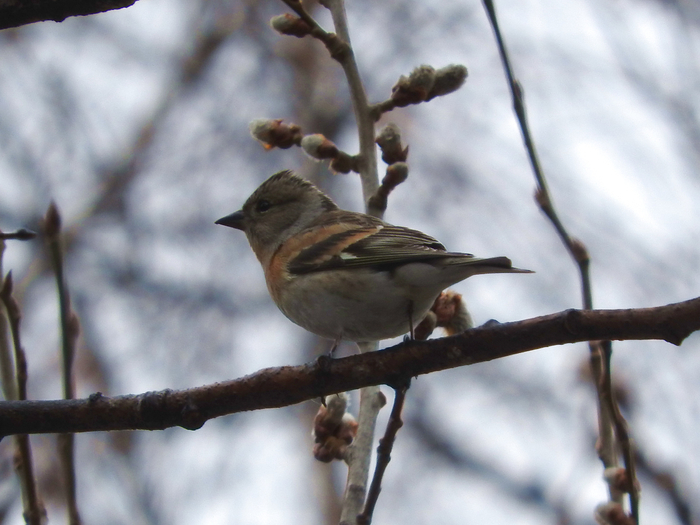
top-left (376, 123), bottom-right (409, 164)
top-left (301, 134), bottom-right (339, 160)
top-left (426, 64), bottom-right (468, 100)
top-left (249, 118), bottom-right (303, 149)
top-left (382, 162), bottom-right (408, 189)
top-left (269, 14), bottom-right (312, 38)
top-left (329, 152), bottom-right (355, 173)
top-left (43, 201), bottom-right (62, 239)
top-left (312, 393), bottom-right (357, 462)
top-left (390, 65), bottom-right (436, 106)
top-left (594, 502), bottom-right (635, 525)
top-left (432, 290), bottom-right (473, 335)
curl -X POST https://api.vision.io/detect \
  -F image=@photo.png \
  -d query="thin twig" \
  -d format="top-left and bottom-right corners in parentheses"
top-left (324, 0), bottom-right (380, 214)
top-left (357, 382), bottom-right (409, 525)
top-left (43, 203), bottom-right (82, 525)
top-left (321, 2), bottom-right (385, 520)
top-left (601, 341), bottom-right (640, 523)
top-left (1, 273), bottom-right (45, 525)
top-left (281, 0), bottom-right (380, 215)
top-left (482, 0), bottom-right (633, 517)
top-left (481, 0), bottom-right (591, 303)
top-left (340, 366), bottom-right (386, 525)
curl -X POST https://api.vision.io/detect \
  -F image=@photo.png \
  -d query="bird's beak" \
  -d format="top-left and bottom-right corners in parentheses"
top-left (215, 210), bottom-right (246, 231)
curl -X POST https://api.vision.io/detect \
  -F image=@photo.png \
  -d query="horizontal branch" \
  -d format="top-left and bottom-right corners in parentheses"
top-left (0, 0), bottom-right (138, 31)
top-left (1, 297), bottom-right (698, 437)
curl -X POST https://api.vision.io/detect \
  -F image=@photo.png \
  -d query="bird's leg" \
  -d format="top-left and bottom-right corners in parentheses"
top-left (327, 337), bottom-right (341, 357)
top-left (408, 301), bottom-right (415, 340)
top-left (317, 338), bottom-right (342, 407)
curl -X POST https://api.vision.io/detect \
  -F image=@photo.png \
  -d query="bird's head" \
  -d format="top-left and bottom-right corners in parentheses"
top-left (216, 170), bottom-right (338, 264)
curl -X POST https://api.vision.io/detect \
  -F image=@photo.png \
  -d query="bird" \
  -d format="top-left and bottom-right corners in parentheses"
top-left (216, 170), bottom-right (531, 343)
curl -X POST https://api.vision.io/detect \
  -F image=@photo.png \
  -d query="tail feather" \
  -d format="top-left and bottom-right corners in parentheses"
top-left (455, 255), bottom-right (533, 275)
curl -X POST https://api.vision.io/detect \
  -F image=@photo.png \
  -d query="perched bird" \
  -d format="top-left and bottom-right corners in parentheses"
top-left (216, 170), bottom-right (530, 343)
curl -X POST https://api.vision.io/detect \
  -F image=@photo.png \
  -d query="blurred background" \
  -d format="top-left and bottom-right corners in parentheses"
top-left (0, 0), bottom-right (699, 523)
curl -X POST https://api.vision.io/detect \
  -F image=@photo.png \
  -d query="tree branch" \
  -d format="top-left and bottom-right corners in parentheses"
top-left (1, 298), bottom-right (698, 437)
top-left (0, 0), bottom-right (139, 30)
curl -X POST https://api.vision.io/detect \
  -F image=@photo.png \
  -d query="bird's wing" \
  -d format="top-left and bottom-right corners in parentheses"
top-left (287, 221), bottom-right (474, 275)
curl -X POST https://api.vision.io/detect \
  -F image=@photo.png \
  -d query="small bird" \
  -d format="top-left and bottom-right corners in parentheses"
top-left (216, 170), bottom-right (531, 343)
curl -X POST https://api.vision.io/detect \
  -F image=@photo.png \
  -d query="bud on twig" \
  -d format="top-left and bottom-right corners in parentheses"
top-left (376, 123), bottom-right (408, 165)
top-left (570, 238), bottom-right (590, 265)
top-left (370, 63), bottom-right (469, 119)
top-left (603, 466), bottom-right (638, 496)
top-left (433, 290), bottom-right (473, 335)
top-left (313, 393), bottom-right (358, 462)
top-left (270, 14), bottom-right (312, 37)
top-left (594, 502), bottom-right (635, 525)
top-left (367, 162), bottom-right (409, 213)
top-left (382, 162), bottom-right (408, 188)
top-left (415, 291), bottom-right (473, 339)
top-left (390, 65), bottom-right (436, 107)
top-left (301, 134), bottom-right (340, 160)
top-left (329, 151), bottom-right (357, 174)
top-left (426, 64), bottom-right (468, 100)
top-left (534, 186), bottom-right (550, 209)
top-left (249, 119), bottom-right (303, 150)
top-left (43, 201), bottom-right (62, 240)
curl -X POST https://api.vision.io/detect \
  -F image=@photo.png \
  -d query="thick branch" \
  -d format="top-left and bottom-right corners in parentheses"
top-left (0, 0), bottom-right (138, 30)
top-left (0, 298), bottom-right (698, 437)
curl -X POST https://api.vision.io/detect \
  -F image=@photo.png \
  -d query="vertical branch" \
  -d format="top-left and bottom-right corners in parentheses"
top-left (321, 0), bottom-right (380, 214)
top-left (1, 273), bottom-right (45, 525)
top-left (43, 203), bottom-right (82, 525)
top-left (482, 0), bottom-right (635, 518)
top-left (339, 342), bottom-right (386, 525)
top-left (312, 5), bottom-right (387, 520)
top-left (276, 2), bottom-right (386, 522)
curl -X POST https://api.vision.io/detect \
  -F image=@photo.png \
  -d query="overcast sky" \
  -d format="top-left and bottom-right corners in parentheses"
top-left (0, 0), bottom-right (699, 524)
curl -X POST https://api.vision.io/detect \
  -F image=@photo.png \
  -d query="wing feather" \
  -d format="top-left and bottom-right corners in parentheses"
top-left (287, 221), bottom-right (478, 275)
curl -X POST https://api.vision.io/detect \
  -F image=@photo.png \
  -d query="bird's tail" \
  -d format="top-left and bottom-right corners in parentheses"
top-left (455, 256), bottom-right (533, 275)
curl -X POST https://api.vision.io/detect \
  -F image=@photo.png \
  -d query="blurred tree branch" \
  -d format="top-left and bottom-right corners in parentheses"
top-left (0, 0), bottom-right (139, 30)
top-left (1, 297), bottom-right (698, 437)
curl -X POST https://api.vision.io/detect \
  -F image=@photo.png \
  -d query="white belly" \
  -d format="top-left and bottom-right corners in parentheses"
top-left (275, 266), bottom-right (442, 342)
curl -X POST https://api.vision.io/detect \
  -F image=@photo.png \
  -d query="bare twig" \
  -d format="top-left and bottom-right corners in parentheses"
top-left (482, 0), bottom-right (632, 517)
top-left (340, 365), bottom-right (386, 525)
top-left (0, 299), bottom-right (698, 437)
top-left (43, 203), bottom-right (82, 525)
top-left (357, 382), bottom-right (409, 525)
top-left (1, 273), bottom-right (45, 525)
top-left (601, 341), bottom-right (640, 523)
top-left (325, 0), bottom-right (381, 215)
top-left (281, 0), bottom-right (380, 215)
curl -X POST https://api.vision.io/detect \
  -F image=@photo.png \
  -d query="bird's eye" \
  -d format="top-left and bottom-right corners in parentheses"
top-left (256, 199), bottom-right (271, 213)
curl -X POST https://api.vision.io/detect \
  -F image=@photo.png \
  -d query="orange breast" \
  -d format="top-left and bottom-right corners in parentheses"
top-left (264, 223), bottom-right (380, 303)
